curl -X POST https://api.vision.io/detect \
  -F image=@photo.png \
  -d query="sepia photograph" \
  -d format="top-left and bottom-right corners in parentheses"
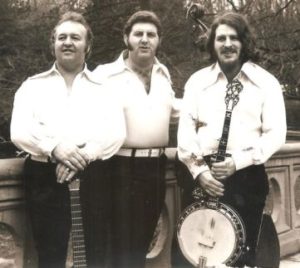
top-left (0, 0), bottom-right (299, 267)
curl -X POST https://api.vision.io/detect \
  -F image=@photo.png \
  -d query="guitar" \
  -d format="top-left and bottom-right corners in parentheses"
top-left (68, 177), bottom-right (87, 268)
top-left (177, 80), bottom-right (245, 267)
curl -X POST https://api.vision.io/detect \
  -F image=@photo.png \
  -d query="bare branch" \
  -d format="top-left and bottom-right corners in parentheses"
top-left (227, 0), bottom-right (238, 12)
top-left (275, 0), bottom-right (295, 16)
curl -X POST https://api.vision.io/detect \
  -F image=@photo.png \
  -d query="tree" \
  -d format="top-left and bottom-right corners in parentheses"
top-left (0, 0), bottom-right (299, 144)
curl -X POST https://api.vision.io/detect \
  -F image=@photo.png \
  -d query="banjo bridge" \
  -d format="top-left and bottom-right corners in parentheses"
top-left (198, 238), bottom-right (216, 249)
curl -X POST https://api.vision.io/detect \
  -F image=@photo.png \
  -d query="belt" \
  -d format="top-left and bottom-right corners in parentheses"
top-left (116, 148), bottom-right (165, 158)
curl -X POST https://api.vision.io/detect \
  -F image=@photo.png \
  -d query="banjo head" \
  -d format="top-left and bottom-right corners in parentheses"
top-left (177, 201), bottom-right (246, 267)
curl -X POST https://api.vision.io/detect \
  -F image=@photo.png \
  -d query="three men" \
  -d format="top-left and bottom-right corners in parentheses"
top-left (177, 12), bottom-right (286, 267)
top-left (11, 12), bottom-right (125, 267)
top-left (10, 8), bottom-right (287, 268)
top-left (93, 10), bottom-right (180, 268)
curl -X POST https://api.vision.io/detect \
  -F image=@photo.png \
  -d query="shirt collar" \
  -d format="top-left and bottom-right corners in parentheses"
top-left (31, 62), bottom-right (100, 84)
top-left (207, 61), bottom-right (260, 87)
top-left (240, 61), bottom-right (264, 87)
top-left (199, 62), bottom-right (224, 90)
top-left (108, 50), bottom-right (171, 82)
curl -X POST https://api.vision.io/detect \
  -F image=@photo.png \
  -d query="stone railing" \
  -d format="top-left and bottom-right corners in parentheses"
top-left (146, 143), bottom-right (300, 267)
top-left (0, 142), bottom-right (300, 267)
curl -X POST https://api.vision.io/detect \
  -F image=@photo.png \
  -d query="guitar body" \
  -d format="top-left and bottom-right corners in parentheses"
top-left (68, 178), bottom-right (87, 268)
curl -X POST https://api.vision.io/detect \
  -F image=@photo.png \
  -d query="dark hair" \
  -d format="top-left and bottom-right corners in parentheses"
top-left (123, 10), bottom-right (162, 37)
top-left (50, 11), bottom-right (94, 58)
top-left (206, 12), bottom-right (257, 63)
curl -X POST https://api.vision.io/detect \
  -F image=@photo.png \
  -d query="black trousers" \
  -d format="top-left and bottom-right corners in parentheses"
top-left (109, 154), bottom-right (167, 268)
top-left (24, 158), bottom-right (112, 268)
top-left (24, 158), bottom-right (71, 268)
top-left (80, 159), bottom-right (112, 268)
top-left (172, 157), bottom-right (269, 268)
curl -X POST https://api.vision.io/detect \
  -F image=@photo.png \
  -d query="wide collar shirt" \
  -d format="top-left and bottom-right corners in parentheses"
top-left (93, 51), bottom-right (180, 148)
top-left (11, 63), bottom-right (126, 161)
top-left (177, 61), bottom-right (286, 178)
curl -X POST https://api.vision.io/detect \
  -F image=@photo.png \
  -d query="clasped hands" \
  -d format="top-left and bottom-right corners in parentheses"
top-left (52, 142), bottom-right (89, 184)
top-left (197, 157), bottom-right (236, 197)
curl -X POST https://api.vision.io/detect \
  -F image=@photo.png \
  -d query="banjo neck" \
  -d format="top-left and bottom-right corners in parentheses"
top-left (69, 178), bottom-right (87, 268)
top-left (213, 109), bottom-right (232, 162)
top-left (212, 79), bottom-right (243, 163)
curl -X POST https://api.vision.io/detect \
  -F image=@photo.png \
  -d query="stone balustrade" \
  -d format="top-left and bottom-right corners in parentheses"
top-left (0, 142), bottom-right (299, 267)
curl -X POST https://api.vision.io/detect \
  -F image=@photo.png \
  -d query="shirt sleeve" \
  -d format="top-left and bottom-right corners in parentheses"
top-left (10, 80), bottom-right (59, 157)
top-left (177, 77), bottom-right (210, 179)
top-left (170, 97), bottom-right (182, 124)
top-left (232, 77), bottom-right (287, 170)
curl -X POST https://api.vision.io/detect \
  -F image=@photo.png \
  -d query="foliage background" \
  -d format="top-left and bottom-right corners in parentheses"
top-left (0, 0), bottom-right (300, 147)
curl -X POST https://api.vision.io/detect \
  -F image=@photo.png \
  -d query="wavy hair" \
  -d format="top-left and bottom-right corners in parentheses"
top-left (123, 10), bottom-right (162, 37)
top-left (206, 12), bottom-right (258, 63)
top-left (49, 11), bottom-right (94, 59)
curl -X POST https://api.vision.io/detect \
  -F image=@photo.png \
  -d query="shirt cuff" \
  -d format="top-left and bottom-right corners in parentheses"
top-left (190, 163), bottom-right (210, 179)
top-left (80, 144), bottom-right (101, 163)
top-left (231, 150), bottom-right (254, 171)
top-left (39, 139), bottom-right (59, 158)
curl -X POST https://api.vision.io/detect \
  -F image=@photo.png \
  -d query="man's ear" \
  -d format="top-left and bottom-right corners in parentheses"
top-left (158, 37), bottom-right (162, 48)
top-left (123, 34), bottom-right (128, 47)
top-left (86, 44), bottom-right (91, 55)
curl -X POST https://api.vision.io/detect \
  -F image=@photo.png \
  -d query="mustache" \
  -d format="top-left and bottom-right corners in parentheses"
top-left (62, 47), bottom-right (75, 52)
top-left (221, 47), bottom-right (237, 53)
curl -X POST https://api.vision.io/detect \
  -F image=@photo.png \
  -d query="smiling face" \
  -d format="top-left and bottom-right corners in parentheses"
top-left (214, 24), bottom-right (242, 71)
top-left (124, 22), bottom-right (160, 65)
top-left (54, 20), bottom-right (88, 72)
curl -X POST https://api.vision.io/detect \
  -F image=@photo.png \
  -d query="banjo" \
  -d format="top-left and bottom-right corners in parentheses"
top-left (177, 80), bottom-right (246, 267)
top-left (68, 177), bottom-right (87, 268)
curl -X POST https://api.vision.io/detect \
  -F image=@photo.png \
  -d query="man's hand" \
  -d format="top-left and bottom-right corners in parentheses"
top-left (56, 163), bottom-right (77, 184)
top-left (211, 157), bottom-right (236, 180)
top-left (197, 170), bottom-right (224, 197)
top-left (52, 142), bottom-right (89, 171)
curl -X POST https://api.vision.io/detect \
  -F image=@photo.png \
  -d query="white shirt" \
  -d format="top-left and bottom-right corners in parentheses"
top-left (11, 64), bottom-right (126, 161)
top-left (178, 61), bottom-right (287, 178)
top-left (93, 52), bottom-right (180, 148)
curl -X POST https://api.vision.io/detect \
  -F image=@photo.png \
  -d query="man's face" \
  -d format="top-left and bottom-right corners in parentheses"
top-left (214, 24), bottom-right (242, 69)
top-left (124, 22), bottom-right (160, 64)
top-left (54, 21), bottom-right (88, 72)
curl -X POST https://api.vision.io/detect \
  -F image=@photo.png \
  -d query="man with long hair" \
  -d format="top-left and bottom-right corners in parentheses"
top-left (176, 11), bottom-right (286, 267)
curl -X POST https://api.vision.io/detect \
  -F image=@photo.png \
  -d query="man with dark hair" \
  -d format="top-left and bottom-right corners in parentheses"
top-left (11, 11), bottom-right (125, 268)
top-left (93, 10), bottom-right (180, 268)
top-left (176, 11), bottom-right (286, 267)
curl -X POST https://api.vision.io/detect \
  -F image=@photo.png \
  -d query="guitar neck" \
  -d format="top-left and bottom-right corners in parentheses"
top-left (215, 110), bottom-right (232, 162)
top-left (69, 183), bottom-right (87, 268)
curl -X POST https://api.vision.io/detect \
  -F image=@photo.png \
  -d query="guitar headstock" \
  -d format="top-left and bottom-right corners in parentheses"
top-left (68, 177), bottom-right (80, 191)
top-left (225, 79), bottom-right (243, 111)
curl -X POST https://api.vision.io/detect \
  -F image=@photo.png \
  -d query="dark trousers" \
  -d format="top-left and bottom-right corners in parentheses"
top-left (24, 158), bottom-right (71, 268)
top-left (109, 154), bottom-right (167, 268)
top-left (24, 158), bottom-right (112, 268)
top-left (80, 160), bottom-right (112, 268)
top-left (172, 158), bottom-right (269, 268)
top-left (219, 164), bottom-right (269, 267)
